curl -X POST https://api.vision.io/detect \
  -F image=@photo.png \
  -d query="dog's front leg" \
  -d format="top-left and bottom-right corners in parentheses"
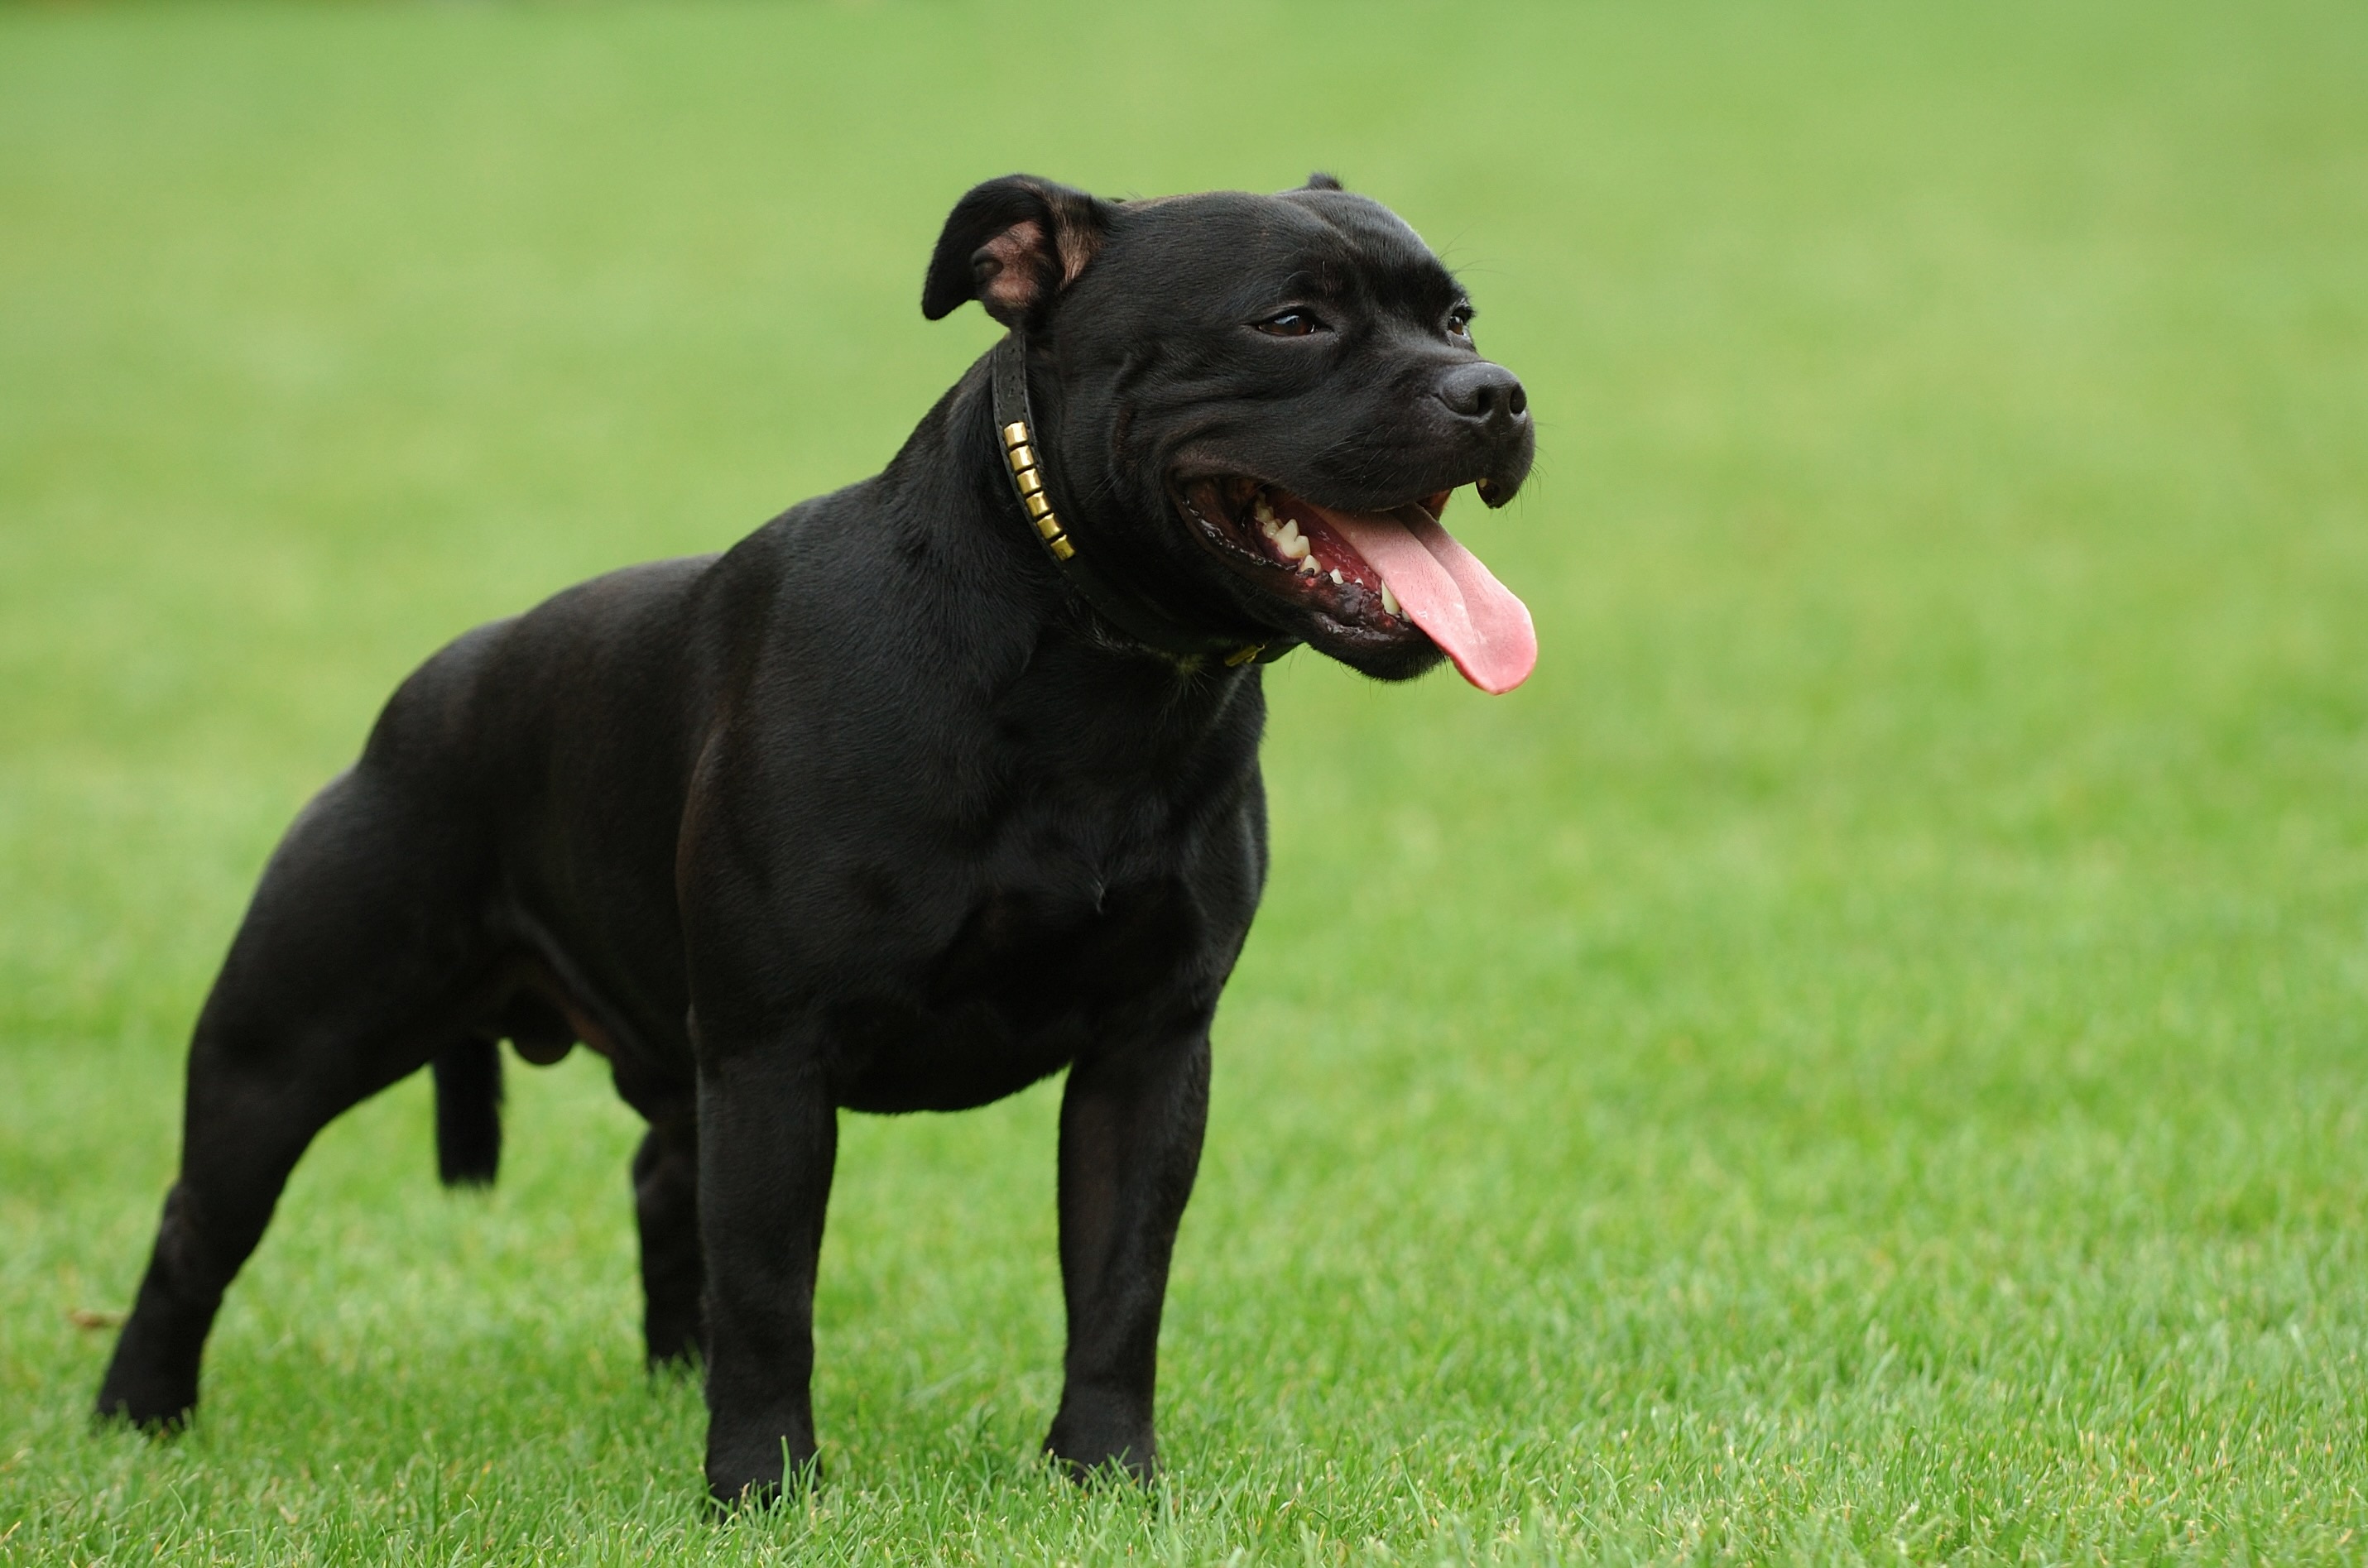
top-left (1045, 1023), bottom-right (1213, 1480)
top-left (694, 1040), bottom-right (837, 1507)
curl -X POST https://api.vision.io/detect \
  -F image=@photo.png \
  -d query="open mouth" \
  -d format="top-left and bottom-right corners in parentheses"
top-left (1178, 477), bottom-right (1538, 693)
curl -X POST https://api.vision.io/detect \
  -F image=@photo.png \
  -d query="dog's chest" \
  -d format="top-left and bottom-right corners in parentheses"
top-left (794, 659), bottom-right (1266, 1112)
top-left (829, 870), bottom-right (1211, 1113)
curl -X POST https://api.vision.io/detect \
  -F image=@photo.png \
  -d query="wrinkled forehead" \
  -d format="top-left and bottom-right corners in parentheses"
top-left (1086, 189), bottom-right (1466, 324)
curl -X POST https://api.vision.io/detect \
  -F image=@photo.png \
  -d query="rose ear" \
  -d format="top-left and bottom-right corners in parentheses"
top-left (921, 175), bottom-right (1114, 328)
top-left (1303, 171), bottom-right (1344, 191)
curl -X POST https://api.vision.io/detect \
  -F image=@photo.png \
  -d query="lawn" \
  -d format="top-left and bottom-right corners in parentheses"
top-left (3, 1), bottom-right (2366, 1561)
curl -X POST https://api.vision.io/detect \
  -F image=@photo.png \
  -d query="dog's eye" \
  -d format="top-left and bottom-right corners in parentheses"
top-left (1253, 310), bottom-right (1325, 338)
top-left (1447, 308), bottom-right (1475, 342)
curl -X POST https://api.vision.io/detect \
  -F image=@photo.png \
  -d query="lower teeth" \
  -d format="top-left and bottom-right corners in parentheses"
top-left (1227, 494), bottom-right (1405, 623)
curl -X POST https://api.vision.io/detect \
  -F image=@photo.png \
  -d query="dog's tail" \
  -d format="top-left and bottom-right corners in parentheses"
top-left (432, 1037), bottom-right (503, 1187)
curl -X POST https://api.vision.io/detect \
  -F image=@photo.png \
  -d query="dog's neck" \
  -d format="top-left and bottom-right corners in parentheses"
top-left (985, 332), bottom-right (1292, 672)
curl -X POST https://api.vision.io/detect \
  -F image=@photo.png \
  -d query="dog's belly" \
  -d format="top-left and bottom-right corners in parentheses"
top-left (830, 878), bottom-right (1208, 1114)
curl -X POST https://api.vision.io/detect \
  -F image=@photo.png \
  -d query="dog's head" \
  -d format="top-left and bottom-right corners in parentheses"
top-left (925, 174), bottom-right (1536, 693)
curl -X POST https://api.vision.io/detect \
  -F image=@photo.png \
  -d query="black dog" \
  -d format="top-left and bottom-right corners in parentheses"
top-left (96, 173), bottom-right (1536, 1504)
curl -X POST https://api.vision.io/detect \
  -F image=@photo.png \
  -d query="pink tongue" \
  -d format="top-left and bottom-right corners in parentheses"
top-left (1310, 501), bottom-right (1538, 693)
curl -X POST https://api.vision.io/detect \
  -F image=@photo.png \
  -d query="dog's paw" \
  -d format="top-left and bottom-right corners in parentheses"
top-left (1044, 1410), bottom-right (1157, 1484)
top-left (92, 1386), bottom-right (196, 1436)
top-left (704, 1449), bottom-right (821, 1515)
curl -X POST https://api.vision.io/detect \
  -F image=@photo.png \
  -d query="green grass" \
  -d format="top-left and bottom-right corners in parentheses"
top-left (4, 0), bottom-right (2366, 1561)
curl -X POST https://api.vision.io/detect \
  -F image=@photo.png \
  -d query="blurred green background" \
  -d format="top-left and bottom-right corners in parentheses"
top-left (3, 1), bottom-right (2366, 1561)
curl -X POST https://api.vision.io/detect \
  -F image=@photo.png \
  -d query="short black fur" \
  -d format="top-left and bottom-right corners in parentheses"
top-left (94, 174), bottom-right (1535, 1506)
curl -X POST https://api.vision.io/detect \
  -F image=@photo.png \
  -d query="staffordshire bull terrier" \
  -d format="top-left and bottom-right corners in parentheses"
top-left (96, 172), bottom-right (1537, 1503)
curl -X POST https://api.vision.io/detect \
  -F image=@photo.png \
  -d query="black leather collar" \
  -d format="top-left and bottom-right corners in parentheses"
top-left (989, 332), bottom-right (1293, 669)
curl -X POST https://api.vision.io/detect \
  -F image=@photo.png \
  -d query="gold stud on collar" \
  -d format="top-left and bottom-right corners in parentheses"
top-left (1002, 420), bottom-right (1074, 561)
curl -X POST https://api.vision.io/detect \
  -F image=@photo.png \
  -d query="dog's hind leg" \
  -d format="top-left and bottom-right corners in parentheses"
top-left (96, 767), bottom-right (494, 1429)
top-left (631, 1109), bottom-right (704, 1369)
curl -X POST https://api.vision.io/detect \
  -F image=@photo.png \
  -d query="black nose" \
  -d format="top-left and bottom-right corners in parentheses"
top-left (1437, 362), bottom-right (1530, 434)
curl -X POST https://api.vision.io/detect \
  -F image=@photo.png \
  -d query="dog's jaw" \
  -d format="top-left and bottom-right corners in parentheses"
top-left (1174, 477), bottom-right (1536, 692)
top-left (1178, 477), bottom-right (1421, 633)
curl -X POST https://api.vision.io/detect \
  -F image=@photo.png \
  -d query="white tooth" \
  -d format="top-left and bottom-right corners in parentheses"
top-left (1330, 568), bottom-right (1345, 584)
top-left (1299, 554), bottom-right (1321, 574)
top-left (1277, 524), bottom-right (1310, 560)
top-left (1380, 581), bottom-right (1401, 616)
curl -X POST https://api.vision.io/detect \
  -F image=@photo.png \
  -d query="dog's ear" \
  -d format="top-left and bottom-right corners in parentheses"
top-left (922, 175), bottom-right (1115, 328)
top-left (1303, 171), bottom-right (1344, 191)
